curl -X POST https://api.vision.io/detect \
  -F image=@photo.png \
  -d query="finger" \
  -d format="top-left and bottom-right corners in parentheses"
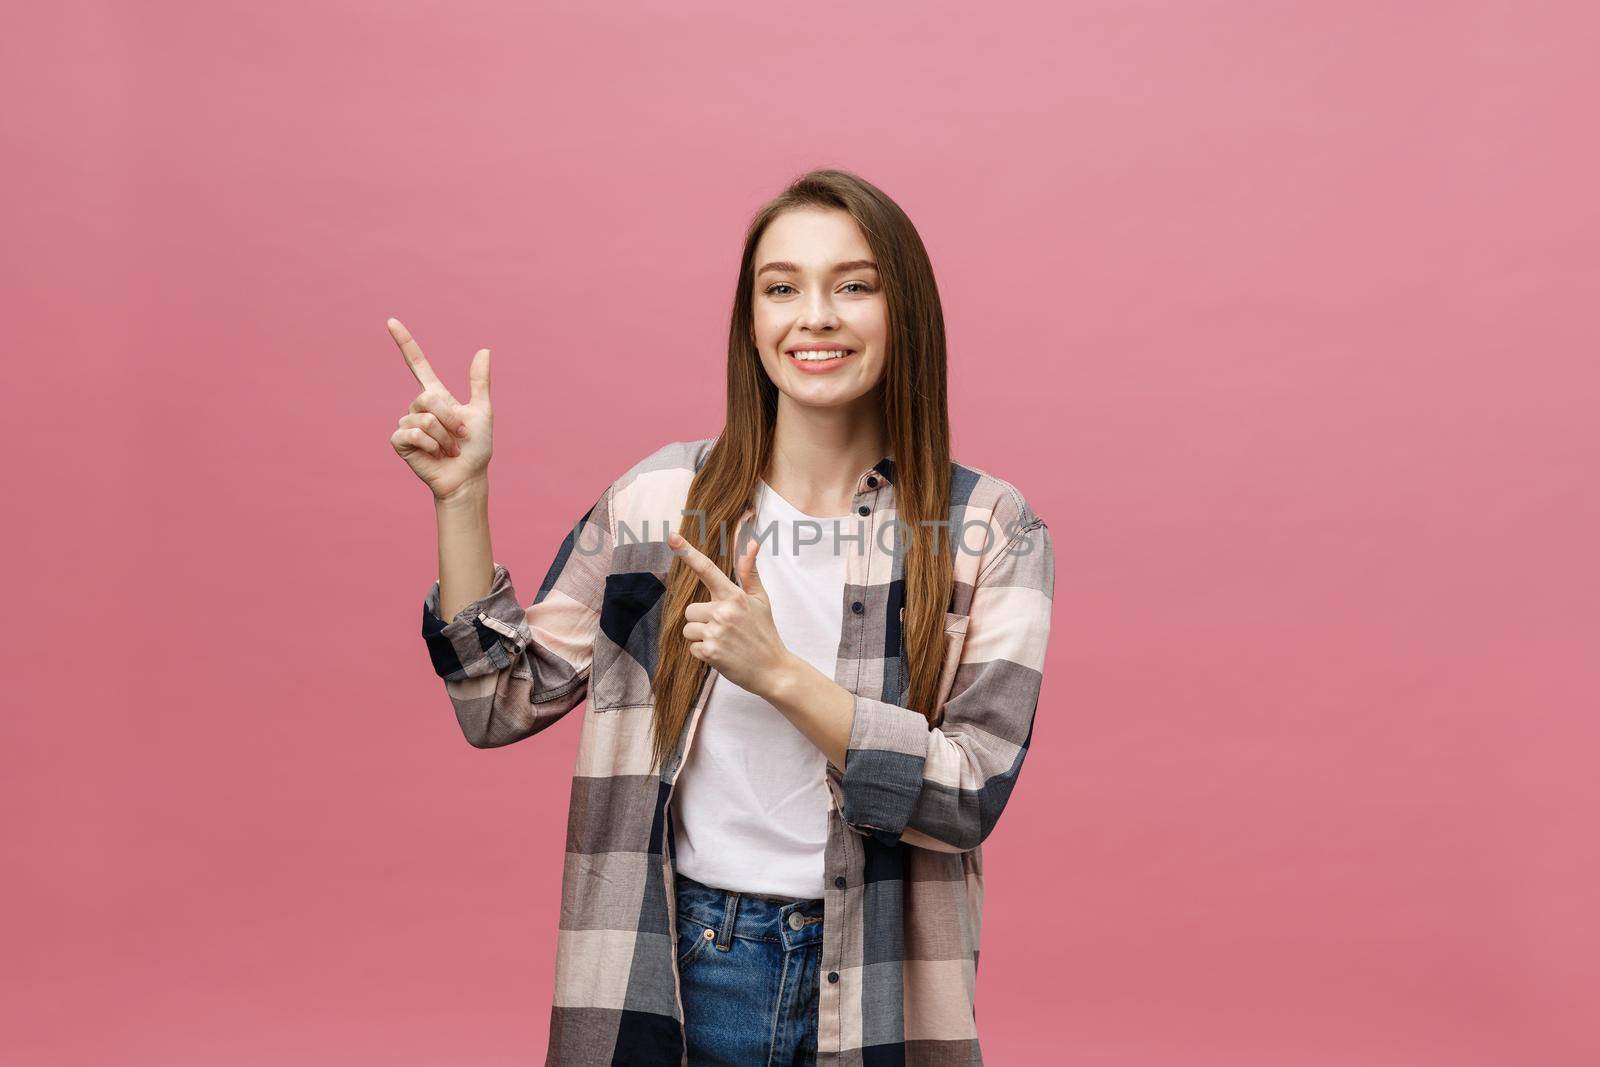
top-left (667, 530), bottom-right (740, 598)
top-left (397, 411), bottom-right (459, 456)
top-left (682, 622), bottom-right (708, 642)
top-left (392, 426), bottom-right (444, 457)
top-left (734, 537), bottom-right (764, 595)
top-left (684, 601), bottom-right (712, 623)
top-left (387, 317), bottom-right (446, 392)
top-left (469, 348), bottom-right (491, 408)
top-left (409, 391), bottom-right (470, 439)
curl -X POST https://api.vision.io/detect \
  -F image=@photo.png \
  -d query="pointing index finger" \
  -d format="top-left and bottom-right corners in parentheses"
top-left (387, 317), bottom-right (445, 392)
top-left (669, 530), bottom-right (739, 598)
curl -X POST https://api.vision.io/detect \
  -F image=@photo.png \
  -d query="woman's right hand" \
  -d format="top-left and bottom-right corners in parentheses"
top-left (386, 317), bottom-right (494, 502)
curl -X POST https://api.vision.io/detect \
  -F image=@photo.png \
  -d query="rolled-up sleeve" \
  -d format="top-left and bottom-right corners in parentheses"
top-left (420, 482), bottom-right (615, 748)
top-left (838, 510), bottom-right (1055, 850)
top-left (422, 561), bottom-right (537, 680)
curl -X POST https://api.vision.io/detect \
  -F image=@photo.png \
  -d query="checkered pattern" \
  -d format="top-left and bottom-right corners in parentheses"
top-left (421, 437), bottom-right (1055, 1065)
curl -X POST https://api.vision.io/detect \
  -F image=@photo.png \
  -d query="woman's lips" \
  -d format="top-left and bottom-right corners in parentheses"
top-left (785, 349), bottom-right (857, 374)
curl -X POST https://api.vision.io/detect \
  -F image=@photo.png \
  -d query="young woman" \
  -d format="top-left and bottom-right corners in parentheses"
top-left (391, 169), bottom-right (1055, 1066)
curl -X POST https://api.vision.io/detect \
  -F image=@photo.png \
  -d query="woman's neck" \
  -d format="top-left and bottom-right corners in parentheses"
top-left (764, 401), bottom-right (889, 519)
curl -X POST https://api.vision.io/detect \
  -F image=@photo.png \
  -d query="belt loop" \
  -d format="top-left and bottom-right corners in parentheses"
top-left (717, 891), bottom-right (740, 950)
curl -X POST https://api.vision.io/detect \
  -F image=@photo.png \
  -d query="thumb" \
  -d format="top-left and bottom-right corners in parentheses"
top-left (469, 348), bottom-right (492, 407)
top-left (736, 536), bottom-right (766, 600)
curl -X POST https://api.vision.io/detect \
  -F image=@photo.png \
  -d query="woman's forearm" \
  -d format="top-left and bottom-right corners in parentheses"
top-left (763, 653), bottom-right (857, 771)
top-left (435, 475), bottom-right (495, 622)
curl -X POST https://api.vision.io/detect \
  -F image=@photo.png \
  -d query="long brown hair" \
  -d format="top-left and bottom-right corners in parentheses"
top-left (648, 168), bottom-right (953, 775)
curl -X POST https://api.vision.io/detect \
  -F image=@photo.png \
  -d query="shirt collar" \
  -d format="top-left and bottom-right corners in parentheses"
top-left (708, 438), bottom-right (895, 491)
top-left (862, 451), bottom-right (895, 490)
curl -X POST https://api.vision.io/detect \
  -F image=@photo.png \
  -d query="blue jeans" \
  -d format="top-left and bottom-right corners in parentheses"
top-left (674, 871), bottom-right (825, 1066)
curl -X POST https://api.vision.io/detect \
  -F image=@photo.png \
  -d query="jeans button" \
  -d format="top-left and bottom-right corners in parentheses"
top-left (788, 912), bottom-right (804, 930)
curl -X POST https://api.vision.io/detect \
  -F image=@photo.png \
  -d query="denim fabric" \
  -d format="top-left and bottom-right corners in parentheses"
top-left (675, 871), bottom-right (826, 1066)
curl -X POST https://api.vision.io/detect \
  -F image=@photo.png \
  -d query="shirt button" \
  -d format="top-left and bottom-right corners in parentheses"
top-left (851, 601), bottom-right (864, 614)
top-left (857, 505), bottom-right (870, 516)
top-left (834, 876), bottom-right (847, 888)
top-left (865, 476), bottom-right (878, 488)
top-left (828, 971), bottom-right (840, 983)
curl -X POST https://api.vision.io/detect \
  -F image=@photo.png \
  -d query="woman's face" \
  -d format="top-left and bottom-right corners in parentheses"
top-left (750, 207), bottom-right (888, 409)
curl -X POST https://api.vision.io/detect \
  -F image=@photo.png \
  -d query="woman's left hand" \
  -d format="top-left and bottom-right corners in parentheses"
top-left (669, 528), bottom-right (795, 699)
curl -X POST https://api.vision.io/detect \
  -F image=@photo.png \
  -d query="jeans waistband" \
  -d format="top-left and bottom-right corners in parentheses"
top-left (675, 872), bottom-right (825, 952)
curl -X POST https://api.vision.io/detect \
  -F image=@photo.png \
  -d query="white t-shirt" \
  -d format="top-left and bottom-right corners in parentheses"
top-left (669, 477), bottom-right (848, 900)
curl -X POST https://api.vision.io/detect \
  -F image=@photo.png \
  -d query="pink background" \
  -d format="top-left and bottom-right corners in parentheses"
top-left (5, 1), bottom-right (1597, 1063)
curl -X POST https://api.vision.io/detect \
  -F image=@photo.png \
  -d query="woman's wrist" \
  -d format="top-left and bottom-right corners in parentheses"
top-left (434, 474), bottom-right (490, 510)
top-left (761, 651), bottom-right (814, 706)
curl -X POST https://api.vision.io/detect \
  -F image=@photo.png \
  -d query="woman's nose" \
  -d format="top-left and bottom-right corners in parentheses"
top-left (798, 295), bottom-right (838, 330)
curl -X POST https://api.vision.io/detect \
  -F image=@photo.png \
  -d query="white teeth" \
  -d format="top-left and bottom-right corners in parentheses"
top-left (791, 349), bottom-right (852, 361)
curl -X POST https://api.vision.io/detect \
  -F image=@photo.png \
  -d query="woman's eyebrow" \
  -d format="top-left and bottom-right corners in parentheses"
top-left (756, 259), bottom-right (879, 277)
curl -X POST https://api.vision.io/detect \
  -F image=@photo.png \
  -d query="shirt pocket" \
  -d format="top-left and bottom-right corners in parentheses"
top-left (937, 610), bottom-right (970, 712)
top-left (590, 575), bottom-right (664, 712)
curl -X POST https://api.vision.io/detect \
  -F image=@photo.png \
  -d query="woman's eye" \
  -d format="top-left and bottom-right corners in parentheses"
top-left (763, 282), bottom-right (875, 296)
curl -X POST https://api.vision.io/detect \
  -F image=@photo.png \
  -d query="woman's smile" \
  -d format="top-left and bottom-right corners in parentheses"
top-left (784, 347), bottom-right (858, 373)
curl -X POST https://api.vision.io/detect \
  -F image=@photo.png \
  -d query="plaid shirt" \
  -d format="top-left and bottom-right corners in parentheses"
top-left (421, 436), bottom-right (1055, 1065)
